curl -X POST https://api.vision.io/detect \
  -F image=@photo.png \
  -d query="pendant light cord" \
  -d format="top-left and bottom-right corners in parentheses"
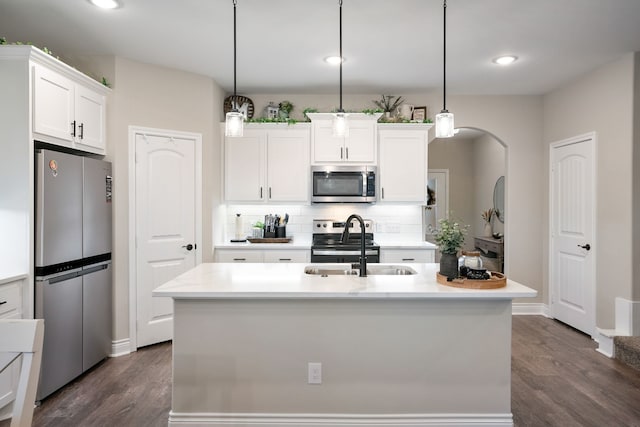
top-left (233, 0), bottom-right (238, 100)
top-left (442, 0), bottom-right (447, 112)
top-left (339, 0), bottom-right (343, 112)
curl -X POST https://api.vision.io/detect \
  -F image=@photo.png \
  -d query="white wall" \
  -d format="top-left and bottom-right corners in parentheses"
top-left (100, 57), bottom-right (223, 342)
top-left (473, 133), bottom-right (505, 237)
top-left (543, 53), bottom-right (635, 329)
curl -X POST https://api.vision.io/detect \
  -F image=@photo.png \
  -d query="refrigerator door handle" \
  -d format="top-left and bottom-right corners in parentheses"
top-left (47, 271), bottom-right (80, 285)
top-left (79, 264), bottom-right (109, 276)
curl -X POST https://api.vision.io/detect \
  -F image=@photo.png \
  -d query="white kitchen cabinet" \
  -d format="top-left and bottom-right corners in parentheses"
top-left (308, 113), bottom-right (380, 164)
top-left (215, 249), bottom-right (263, 263)
top-left (380, 248), bottom-right (435, 263)
top-left (215, 248), bottom-right (310, 263)
top-left (33, 62), bottom-right (107, 154)
top-left (224, 124), bottom-right (310, 203)
top-left (0, 276), bottom-right (25, 418)
top-left (378, 124), bottom-right (432, 203)
top-left (263, 250), bottom-right (309, 263)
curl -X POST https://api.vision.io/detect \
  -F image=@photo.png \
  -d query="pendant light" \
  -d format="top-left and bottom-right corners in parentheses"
top-left (332, 0), bottom-right (349, 137)
top-left (435, 0), bottom-right (454, 138)
top-left (225, 0), bottom-right (244, 137)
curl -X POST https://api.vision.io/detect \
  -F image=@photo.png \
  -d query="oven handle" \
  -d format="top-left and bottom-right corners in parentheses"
top-left (312, 249), bottom-right (380, 256)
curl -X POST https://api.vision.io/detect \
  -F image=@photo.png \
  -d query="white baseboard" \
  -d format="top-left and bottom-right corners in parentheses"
top-left (110, 338), bottom-right (132, 357)
top-left (615, 297), bottom-right (640, 336)
top-left (595, 328), bottom-right (615, 358)
top-left (512, 302), bottom-right (549, 316)
top-left (168, 412), bottom-right (514, 427)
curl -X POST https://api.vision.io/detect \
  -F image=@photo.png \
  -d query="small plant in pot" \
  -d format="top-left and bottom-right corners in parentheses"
top-left (429, 217), bottom-right (469, 279)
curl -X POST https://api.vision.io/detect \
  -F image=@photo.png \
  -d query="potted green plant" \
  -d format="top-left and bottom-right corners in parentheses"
top-left (278, 100), bottom-right (294, 119)
top-left (430, 217), bottom-right (469, 279)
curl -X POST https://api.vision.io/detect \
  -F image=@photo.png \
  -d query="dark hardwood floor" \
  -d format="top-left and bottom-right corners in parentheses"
top-left (2, 316), bottom-right (640, 426)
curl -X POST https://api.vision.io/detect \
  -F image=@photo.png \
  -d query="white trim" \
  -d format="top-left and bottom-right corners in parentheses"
top-left (548, 132), bottom-right (597, 337)
top-left (595, 328), bottom-right (615, 358)
top-left (128, 125), bottom-right (203, 351)
top-left (615, 297), bottom-right (640, 336)
top-left (109, 338), bottom-right (132, 357)
top-left (168, 412), bottom-right (513, 427)
top-left (512, 303), bottom-right (550, 316)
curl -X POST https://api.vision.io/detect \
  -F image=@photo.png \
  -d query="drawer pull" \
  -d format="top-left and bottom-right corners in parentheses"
top-left (0, 301), bottom-right (6, 305)
top-left (279, 258), bottom-right (292, 261)
top-left (233, 258), bottom-right (246, 261)
top-left (402, 258), bottom-right (415, 261)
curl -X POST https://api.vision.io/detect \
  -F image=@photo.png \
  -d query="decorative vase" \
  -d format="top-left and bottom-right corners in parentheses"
top-left (439, 252), bottom-right (459, 279)
top-left (484, 222), bottom-right (492, 237)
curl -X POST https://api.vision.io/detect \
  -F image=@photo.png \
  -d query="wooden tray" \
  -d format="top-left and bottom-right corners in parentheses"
top-left (247, 237), bottom-right (292, 243)
top-left (437, 271), bottom-right (506, 289)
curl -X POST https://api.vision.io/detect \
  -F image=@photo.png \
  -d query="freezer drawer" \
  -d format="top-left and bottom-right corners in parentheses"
top-left (35, 271), bottom-right (83, 400)
top-left (83, 262), bottom-right (112, 370)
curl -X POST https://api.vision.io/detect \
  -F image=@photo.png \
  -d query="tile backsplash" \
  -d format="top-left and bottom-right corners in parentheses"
top-left (222, 204), bottom-right (424, 242)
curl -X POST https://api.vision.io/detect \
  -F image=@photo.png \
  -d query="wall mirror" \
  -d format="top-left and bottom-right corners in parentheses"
top-left (493, 175), bottom-right (505, 222)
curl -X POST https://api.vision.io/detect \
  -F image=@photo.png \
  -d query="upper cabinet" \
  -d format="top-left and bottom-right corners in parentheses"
top-left (224, 124), bottom-right (310, 203)
top-left (308, 113), bottom-right (381, 164)
top-left (378, 123), bottom-right (432, 203)
top-left (33, 63), bottom-right (107, 154)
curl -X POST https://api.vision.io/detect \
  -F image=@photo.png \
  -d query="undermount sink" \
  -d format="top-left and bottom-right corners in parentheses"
top-left (304, 265), bottom-right (417, 276)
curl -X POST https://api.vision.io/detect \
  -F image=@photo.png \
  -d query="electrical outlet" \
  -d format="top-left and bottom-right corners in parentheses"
top-left (308, 362), bottom-right (322, 384)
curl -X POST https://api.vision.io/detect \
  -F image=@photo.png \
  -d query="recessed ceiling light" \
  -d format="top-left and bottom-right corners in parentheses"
top-left (492, 55), bottom-right (518, 66)
top-left (89, 0), bottom-right (121, 9)
top-left (325, 56), bottom-right (345, 65)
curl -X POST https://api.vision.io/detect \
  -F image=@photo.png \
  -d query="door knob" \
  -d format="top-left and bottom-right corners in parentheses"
top-left (577, 243), bottom-right (591, 251)
top-left (182, 244), bottom-right (194, 251)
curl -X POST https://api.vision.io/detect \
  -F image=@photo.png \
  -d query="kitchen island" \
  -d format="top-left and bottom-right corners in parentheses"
top-left (154, 262), bottom-right (536, 427)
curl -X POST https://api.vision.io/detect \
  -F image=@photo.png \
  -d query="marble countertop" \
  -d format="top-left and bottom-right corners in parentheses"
top-left (153, 262), bottom-right (536, 300)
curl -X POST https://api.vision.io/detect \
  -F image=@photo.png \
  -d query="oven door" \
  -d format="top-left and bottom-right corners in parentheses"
top-left (311, 248), bottom-right (380, 263)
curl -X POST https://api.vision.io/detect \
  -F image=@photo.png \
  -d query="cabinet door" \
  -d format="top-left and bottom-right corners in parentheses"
top-left (379, 130), bottom-right (427, 202)
top-left (74, 85), bottom-right (106, 154)
top-left (263, 250), bottom-right (310, 263)
top-left (344, 120), bottom-right (376, 163)
top-left (267, 130), bottom-right (310, 202)
top-left (33, 64), bottom-right (75, 145)
top-left (381, 249), bottom-right (434, 263)
top-left (0, 278), bottom-right (24, 414)
top-left (312, 120), bottom-right (344, 163)
top-left (225, 130), bottom-right (265, 202)
top-left (215, 250), bottom-right (263, 263)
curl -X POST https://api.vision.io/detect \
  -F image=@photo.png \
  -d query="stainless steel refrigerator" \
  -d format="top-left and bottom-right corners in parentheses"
top-left (34, 148), bottom-right (112, 400)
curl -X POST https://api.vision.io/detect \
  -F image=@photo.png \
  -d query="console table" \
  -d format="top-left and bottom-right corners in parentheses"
top-left (474, 236), bottom-right (504, 272)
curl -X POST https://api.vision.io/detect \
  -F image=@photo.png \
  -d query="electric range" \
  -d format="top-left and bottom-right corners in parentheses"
top-left (310, 219), bottom-right (380, 263)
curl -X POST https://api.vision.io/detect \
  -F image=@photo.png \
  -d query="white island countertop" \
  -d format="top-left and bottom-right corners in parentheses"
top-left (153, 262), bottom-right (536, 300)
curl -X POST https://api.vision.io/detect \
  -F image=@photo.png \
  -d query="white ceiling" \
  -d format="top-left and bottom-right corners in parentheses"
top-left (2, 0), bottom-right (640, 95)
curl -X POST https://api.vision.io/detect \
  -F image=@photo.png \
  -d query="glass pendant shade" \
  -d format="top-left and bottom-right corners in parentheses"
top-left (332, 112), bottom-right (349, 137)
top-left (225, 111), bottom-right (244, 137)
top-left (435, 111), bottom-right (454, 138)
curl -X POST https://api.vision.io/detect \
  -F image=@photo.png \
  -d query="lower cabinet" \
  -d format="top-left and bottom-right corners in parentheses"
top-left (380, 248), bottom-right (435, 263)
top-left (0, 276), bottom-right (25, 418)
top-left (215, 249), bottom-right (310, 263)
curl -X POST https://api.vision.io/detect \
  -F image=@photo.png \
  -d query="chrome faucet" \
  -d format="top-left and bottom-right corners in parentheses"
top-left (341, 214), bottom-right (367, 277)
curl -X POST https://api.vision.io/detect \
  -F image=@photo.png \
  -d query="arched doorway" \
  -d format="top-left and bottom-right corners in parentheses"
top-left (426, 127), bottom-right (507, 272)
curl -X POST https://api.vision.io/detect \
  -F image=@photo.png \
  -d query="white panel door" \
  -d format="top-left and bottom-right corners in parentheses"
top-left (135, 133), bottom-right (197, 347)
top-left (224, 130), bottom-right (265, 202)
top-left (379, 131), bottom-right (427, 202)
top-left (74, 85), bottom-right (106, 153)
top-left (550, 135), bottom-right (595, 336)
top-left (267, 130), bottom-right (310, 202)
top-left (33, 64), bottom-right (74, 145)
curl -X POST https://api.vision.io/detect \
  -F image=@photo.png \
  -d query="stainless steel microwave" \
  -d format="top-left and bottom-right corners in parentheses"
top-left (311, 165), bottom-right (376, 203)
